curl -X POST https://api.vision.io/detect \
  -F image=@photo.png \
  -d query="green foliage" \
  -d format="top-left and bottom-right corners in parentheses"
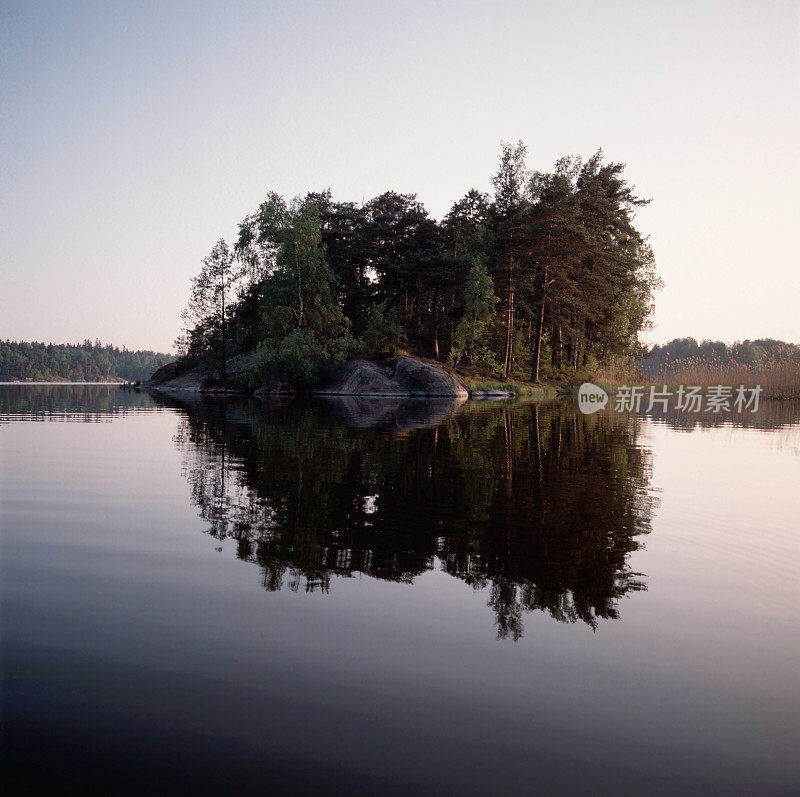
top-left (177, 142), bottom-right (663, 390)
top-left (363, 301), bottom-right (403, 355)
top-left (177, 239), bottom-right (240, 376)
top-left (259, 199), bottom-right (350, 341)
top-left (0, 340), bottom-right (173, 382)
top-left (252, 328), bottom-right (359, 388)
top-left (466, 379), bottom-right (556, 399)
top-left (250, 198), bottom-right (357, 388)
top-left (450, 260), bottom-right (499, 367)
top-left (234, 192), bottom-right (291, 284)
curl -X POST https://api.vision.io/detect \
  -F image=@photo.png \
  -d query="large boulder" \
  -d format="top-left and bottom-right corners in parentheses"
top-left (143, 361), bottom-right (180, 386)
top-left (316, 357), bottom-right (468, 398)
top-left (221, 352), bottom-right (257, 380)
top-left (144, 352), bottom-right (257, 392)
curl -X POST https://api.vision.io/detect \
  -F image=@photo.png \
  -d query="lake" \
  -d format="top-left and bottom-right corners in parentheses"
top-left (2, 384), bottom-right (799, 794)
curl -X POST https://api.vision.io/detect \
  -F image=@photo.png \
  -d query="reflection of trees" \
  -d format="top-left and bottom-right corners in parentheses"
top-left (0, 384), bottom-right (157, 422)
top-left (167, 394), bottom-right (659, 638)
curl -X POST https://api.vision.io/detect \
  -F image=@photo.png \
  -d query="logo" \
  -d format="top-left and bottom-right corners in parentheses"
top-left (578, 382), bottom-right (609, 414)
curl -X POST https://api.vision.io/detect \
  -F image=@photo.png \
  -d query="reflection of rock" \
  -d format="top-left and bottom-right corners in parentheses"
top-left (316, 357), bottom-right (468, 398)
top-left (319, 395), bottom-right (465, 430)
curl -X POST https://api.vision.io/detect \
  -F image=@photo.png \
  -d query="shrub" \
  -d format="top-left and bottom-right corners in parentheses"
top-left (251, 329), bottom-right (360, 389)
top-left (363, 301), bottom-right (403, 356)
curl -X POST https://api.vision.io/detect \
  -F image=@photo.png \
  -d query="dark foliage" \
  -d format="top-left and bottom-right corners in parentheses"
top-left (176, 144), bottom-right (660, 386)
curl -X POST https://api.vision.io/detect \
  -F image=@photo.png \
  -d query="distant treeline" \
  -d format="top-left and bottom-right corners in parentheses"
top-left (640, 337), bottom-right (800, 374)
top-left (0, 340), bottom-right (174, 382)
top-left (177, 142), bottom-right (660, 387)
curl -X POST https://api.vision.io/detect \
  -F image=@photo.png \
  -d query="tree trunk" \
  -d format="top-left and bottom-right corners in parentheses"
top-left (415, 277), bottom-right (423, 357)
top-left (430, 283), bottom-right (440, 360)
top-left (221, 281), bottom-right (227, 382)
top-left (403, 286), bottom-right (409, 343)
top-left (295, 244), bottom-right (303, 331)
top-left (551, 324), bottom-right (562, 368)
top-left (448, 285), bottom-right (456, 358)
top-left (503, 272), bottom-right (514, 376)
top-left (581, 321), bottom-right (590, 368)
top-left (530, 264), bottom-right (547, 382)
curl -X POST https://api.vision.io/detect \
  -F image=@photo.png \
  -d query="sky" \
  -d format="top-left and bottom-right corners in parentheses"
top-left (1, 0), bottom-right (798, 354)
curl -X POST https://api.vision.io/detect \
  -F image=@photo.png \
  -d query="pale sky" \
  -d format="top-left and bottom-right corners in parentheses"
top-left (1, 0), bottom-right (798, 353)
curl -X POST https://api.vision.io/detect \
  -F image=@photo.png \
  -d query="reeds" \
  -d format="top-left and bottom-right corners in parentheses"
top-left (642, 356), bottom-right (800, 399)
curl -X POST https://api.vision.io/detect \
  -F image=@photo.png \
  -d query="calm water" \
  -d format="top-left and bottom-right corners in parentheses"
top-left (2, 385), bottom-right (799, 794)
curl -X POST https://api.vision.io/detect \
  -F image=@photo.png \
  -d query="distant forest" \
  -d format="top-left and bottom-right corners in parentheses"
top-left (177, 142), bottom-right (661, 387)
top-left (0, 340), bottom-right (174, 382)
top-left (639, 337), bottom-right (800, 374)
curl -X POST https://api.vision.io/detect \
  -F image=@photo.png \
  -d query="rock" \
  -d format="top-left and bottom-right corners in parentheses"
top-left (164, 370), bottom-right (208, 390)
top-left (254, 379), bottom-right (294, 396)
top-left (144, 361), bottom-right (180, 386)
top-left (199, 379), bottom-right (249, 394)
top-left (145, 351), bottom-right (257, 393)
top-left (469, 390), bottom-right (515, 399)
top-left (316, 357), bottom-right (468, 398)
top-left (146, 353), bottom-right (470, 399)
top-left (222, 352), bottom-right (257, 380)
top-left (316, 359), bottom-right (402, 395)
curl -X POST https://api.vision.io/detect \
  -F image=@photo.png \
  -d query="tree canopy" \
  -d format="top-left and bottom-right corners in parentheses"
top-left (176, 143), bottom-right (661, 386)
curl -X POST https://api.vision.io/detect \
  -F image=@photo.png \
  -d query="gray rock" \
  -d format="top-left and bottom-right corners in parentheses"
top-left (145, 351), bottom-right (257, 392)
top-left (223, 352), bottom-right (257, 379)
top-left (469, 390), bottom-right (516, 399)
top-left (316, 357), bottom-right (468, 398)
top-left (143, 361), bottom-right (180, 386)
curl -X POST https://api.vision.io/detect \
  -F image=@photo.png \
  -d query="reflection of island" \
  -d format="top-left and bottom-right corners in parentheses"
top-left (160, 392), bottom-right (659, 639)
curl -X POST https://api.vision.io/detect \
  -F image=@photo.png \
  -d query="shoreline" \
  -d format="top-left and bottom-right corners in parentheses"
top-left (0, 380), bottom-right (128, 386)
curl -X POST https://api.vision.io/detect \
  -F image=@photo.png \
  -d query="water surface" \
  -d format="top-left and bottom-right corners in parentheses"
top-left (2, 385), bottom-right (799, 794)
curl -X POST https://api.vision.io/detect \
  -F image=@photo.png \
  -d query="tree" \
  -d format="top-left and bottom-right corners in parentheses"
top-left (362, 191), bottom-right (432, 348)
top-left (168, 142), bottom-right (660, 389)
top-left (363, 300), bottom-right (403, 355)
top-left (234, 192), bottom-right (290, 286)
top-left (450, 258), bottom-right (499, 368)
top-left (260, 197), bottom-right (349, 340)
top-left (443, 189), bottom-right (490, 259)
top-left (179, 239), bottom-right (240, 381)
top-left (255, 197), bottom-right (357, 386)
top-left (570, 151), bottom-right (651, 367)
top-left (490, 141), bottom-right (530, 376)
top-left (526, 157), bottom-right (583, 381)
top-left (316, 198), bottom-right (373, 336)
